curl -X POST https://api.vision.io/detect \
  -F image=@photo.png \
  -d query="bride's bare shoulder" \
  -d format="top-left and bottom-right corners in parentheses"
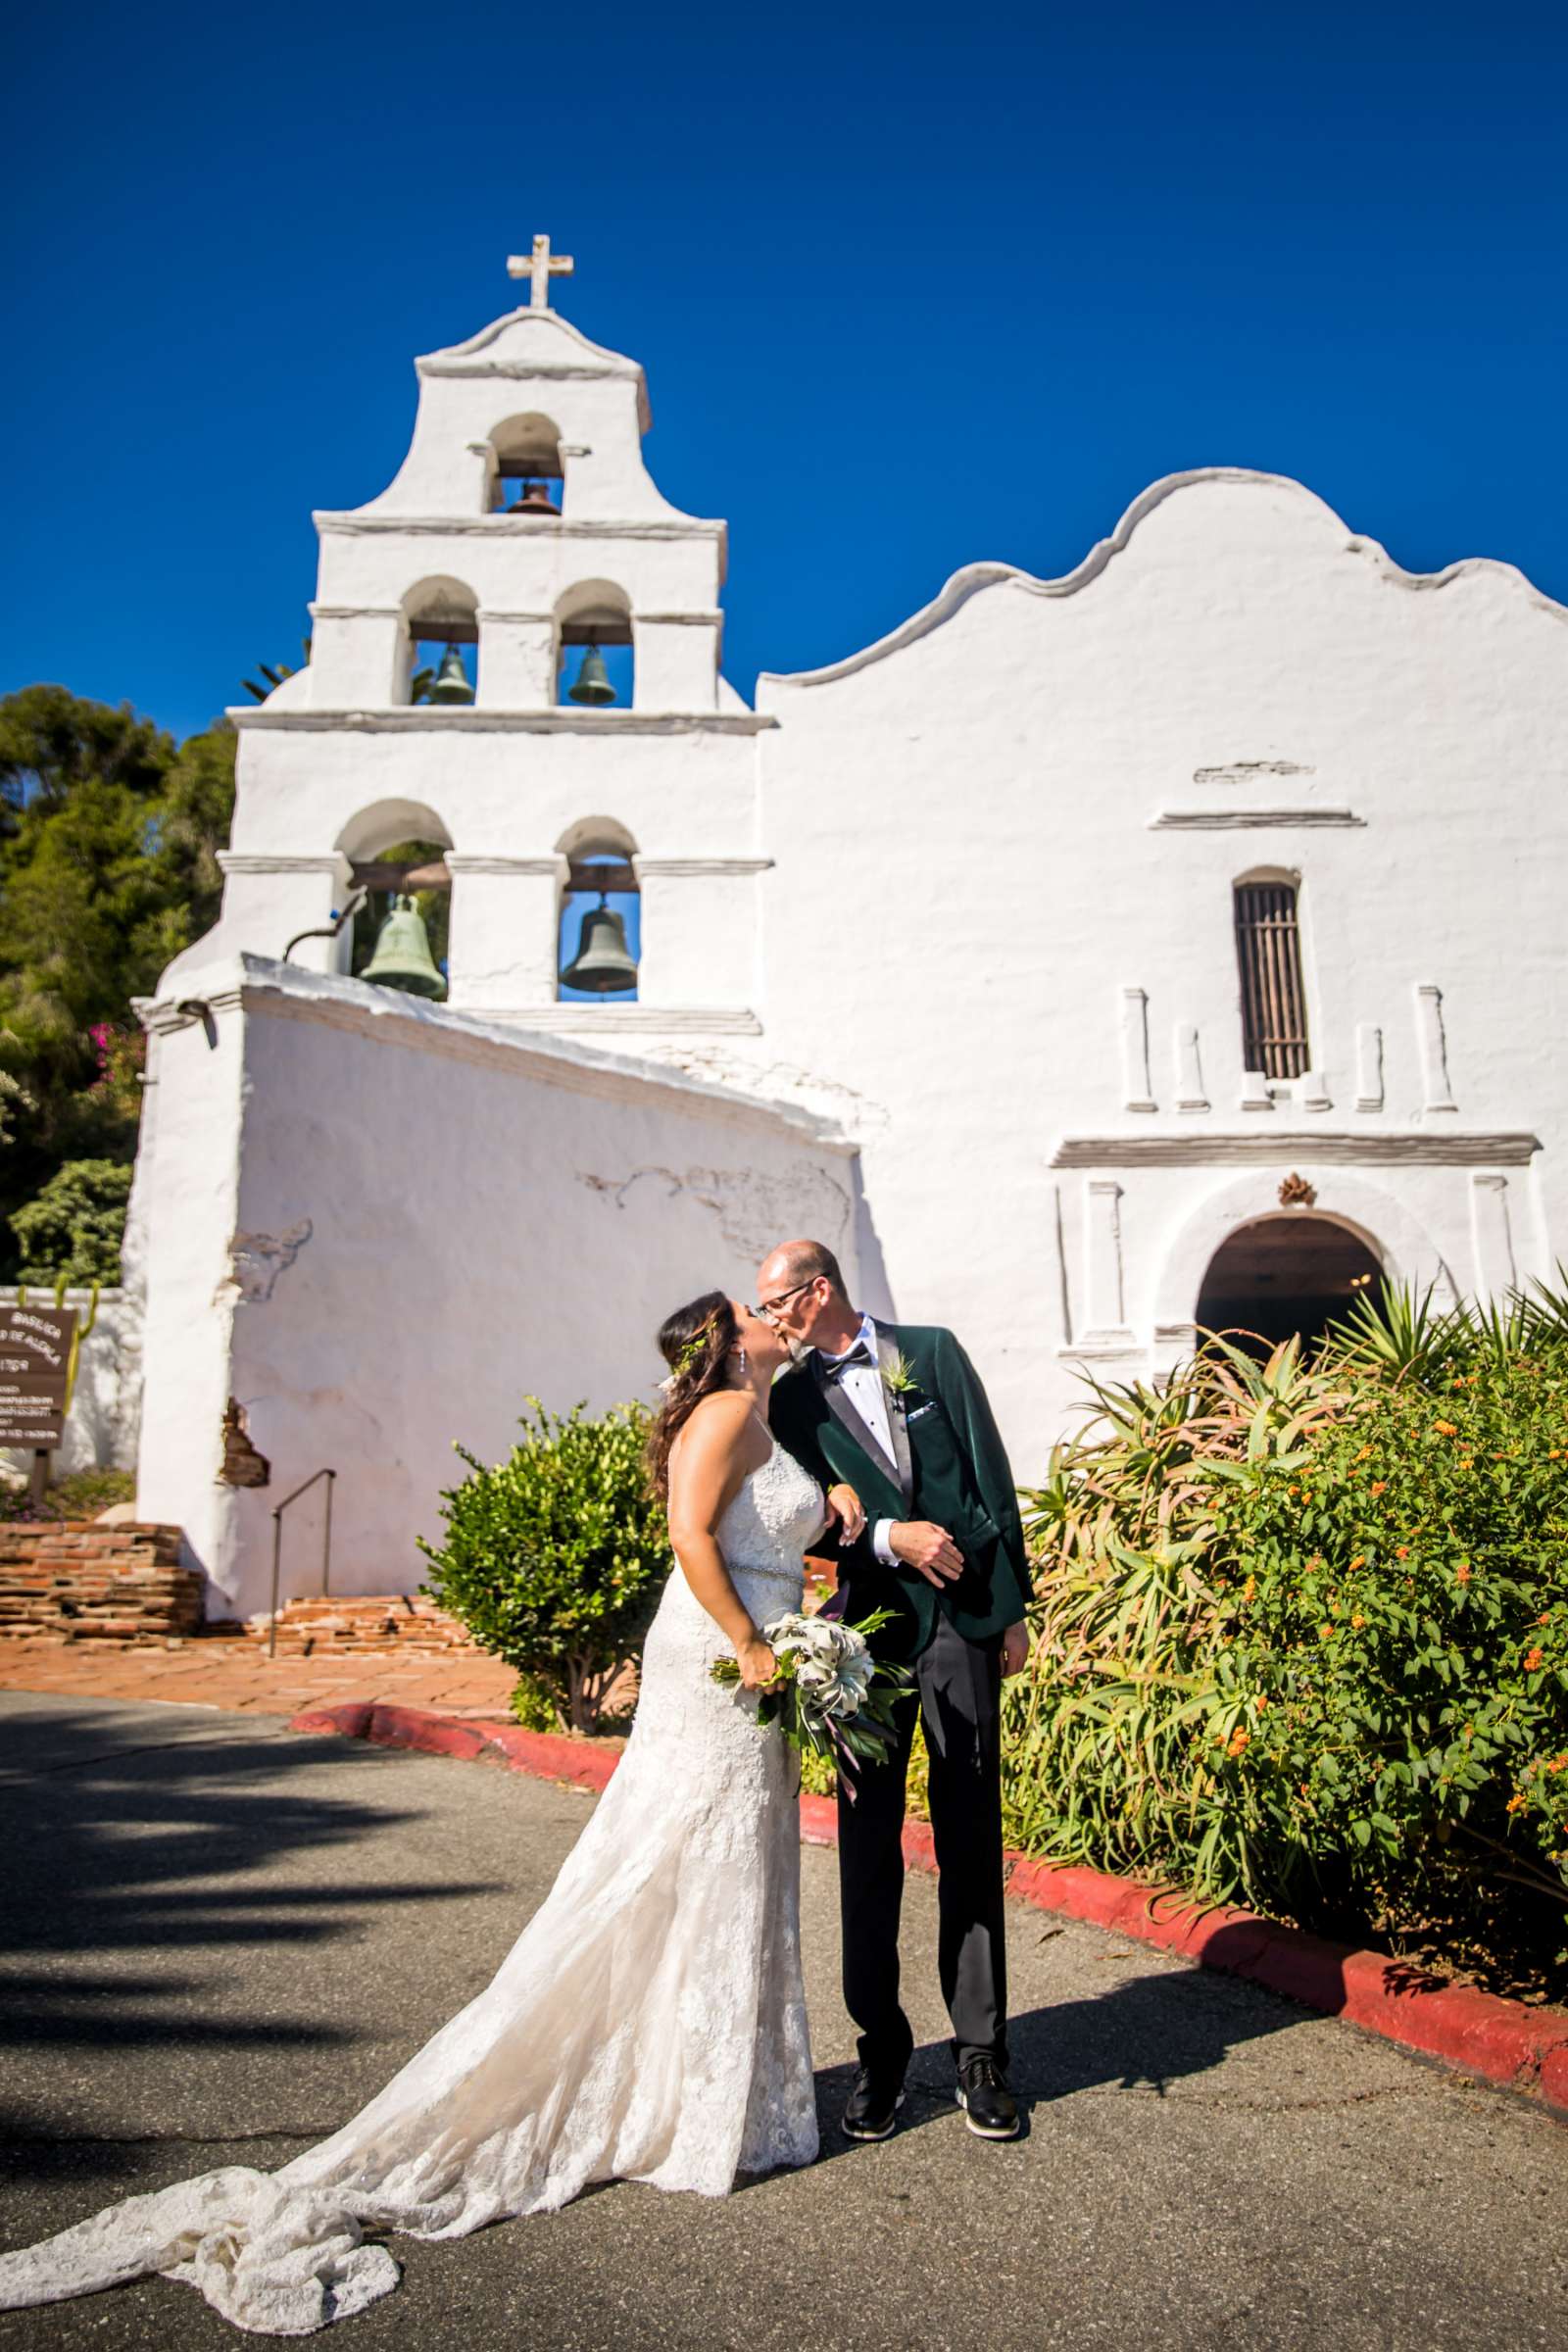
top-left (668, 1389), bottom-right (755, 1460)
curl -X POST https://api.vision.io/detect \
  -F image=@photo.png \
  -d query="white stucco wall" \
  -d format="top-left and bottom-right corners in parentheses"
top-left (137, 291), bottom-right (1568, 1542)
top-left (731, 470), bottom-right (1566, 1452)
top-left (134, 958), bottom-right (858, 1621)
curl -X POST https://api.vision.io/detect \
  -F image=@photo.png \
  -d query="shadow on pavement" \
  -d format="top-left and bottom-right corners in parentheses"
top-left (804, 1966), bottom-right (1307, 2163)
top-left (0, 1701), bottom-right (504, 2068)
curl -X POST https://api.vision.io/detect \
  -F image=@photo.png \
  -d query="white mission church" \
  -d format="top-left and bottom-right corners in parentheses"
top-left (113, 239), bottom-right (1567, 1623)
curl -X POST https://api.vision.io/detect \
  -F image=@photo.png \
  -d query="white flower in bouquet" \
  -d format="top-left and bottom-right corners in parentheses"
top-left (710, 1606), bottom-right (913, 1782)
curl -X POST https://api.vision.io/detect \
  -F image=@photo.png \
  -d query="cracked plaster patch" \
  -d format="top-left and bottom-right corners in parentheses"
top-left (579, 1164), bottom-right (852, 1258)
top-left (225, 1218), bottom-right (314, 1303)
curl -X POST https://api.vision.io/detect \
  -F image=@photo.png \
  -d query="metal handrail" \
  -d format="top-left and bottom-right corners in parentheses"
top-left (267, 1467), bottom-right (337, 1657)
top-left (283, 889), bottom-right (366, 966)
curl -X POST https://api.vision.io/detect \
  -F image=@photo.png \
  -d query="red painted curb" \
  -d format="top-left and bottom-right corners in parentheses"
top-left (366, 1704), bottom-right (494, 1762)
top-left (289, 1700), bottom-right (374, 1740)
top-left (287, 1703), bottom-right (623, 1791)
top-left (288, 1699), bottom-right (1568, 2117)
top-left (478, 1721), bottom-right (619, 1793)
top-left (1542, 2042), bottom-right (1568, 2110)
top-left (800, 1791), bottom-right (837, 1846)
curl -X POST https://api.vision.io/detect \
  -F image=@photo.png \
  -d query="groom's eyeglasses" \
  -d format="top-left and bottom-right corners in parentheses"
top-left (755, 1278), bottom-right (818, 1322)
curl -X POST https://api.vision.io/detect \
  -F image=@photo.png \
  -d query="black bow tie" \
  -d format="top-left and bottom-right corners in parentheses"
top-left (820, 1340), bottom-right (875, 1382)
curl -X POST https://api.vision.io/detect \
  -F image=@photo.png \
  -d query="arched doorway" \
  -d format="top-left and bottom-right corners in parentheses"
top-left (1196, 1214), bottom-right (1385, 1358)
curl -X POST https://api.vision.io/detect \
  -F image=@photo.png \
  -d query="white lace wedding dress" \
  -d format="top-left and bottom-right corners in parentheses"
top-left (0, 1441), bottom-right (824, 2336)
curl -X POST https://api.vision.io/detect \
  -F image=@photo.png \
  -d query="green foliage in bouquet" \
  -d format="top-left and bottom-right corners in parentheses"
top-left (1009, 1286), bottom-right (1568, 1995)
top-left (418, 1399), bottom-right (670, 1735)
top-left (798, 1696), bottom-right (930, 1801)
top-left (711, 1606), bottom-right (914, 1778)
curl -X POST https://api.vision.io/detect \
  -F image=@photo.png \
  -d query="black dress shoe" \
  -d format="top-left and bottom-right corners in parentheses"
top-left (840, 2067), bottom-right (906, 2141)
top-left (956, 2055), bottom-right (1019, 2139)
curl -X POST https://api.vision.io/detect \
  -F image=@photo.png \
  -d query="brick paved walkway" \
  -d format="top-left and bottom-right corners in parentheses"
top-left (0, 1635), bottom-right (516, 1719)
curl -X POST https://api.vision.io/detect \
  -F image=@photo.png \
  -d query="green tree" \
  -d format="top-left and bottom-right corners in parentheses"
top-left (0, 684), bottom-right (172, 828)
top-left (156, 717), bottom-right (238, 943)
top-left (11, 1159), bottom-right (135, 1285)
top-left (0, 686), bottom-right (236, 1277)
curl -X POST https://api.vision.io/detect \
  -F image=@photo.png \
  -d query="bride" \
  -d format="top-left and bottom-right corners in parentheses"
top-left (0, 1290), bottom-right (864, 2336)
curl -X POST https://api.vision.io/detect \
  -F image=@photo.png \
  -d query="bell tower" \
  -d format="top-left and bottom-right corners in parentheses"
top-left (308, 252), bottom-right (725, 714)
top-left (161, 241), bottom-right (769, 1041)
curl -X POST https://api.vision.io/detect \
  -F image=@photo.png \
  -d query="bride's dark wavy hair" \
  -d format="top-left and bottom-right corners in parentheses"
top-left (645, 1290), bottom-right (738, 1500)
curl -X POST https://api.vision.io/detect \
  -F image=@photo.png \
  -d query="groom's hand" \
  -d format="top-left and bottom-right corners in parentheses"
top-left (1001, 1620), bottom-right (1031, 1678)
top-left (890, 1521), bottom-right (964, 1587)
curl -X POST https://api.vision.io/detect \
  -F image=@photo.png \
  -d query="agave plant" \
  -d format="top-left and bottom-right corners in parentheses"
top-left (1007, 1334), bottom-right (1348, 1896)
top-left (1004, 1290), bottom-right (1568, 1985)
top-left (1319, 1268), bottom-right (1568, 1382)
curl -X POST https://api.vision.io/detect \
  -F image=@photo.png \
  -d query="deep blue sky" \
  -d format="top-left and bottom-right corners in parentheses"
top-left (4, 0), bottom-right (1565, 742)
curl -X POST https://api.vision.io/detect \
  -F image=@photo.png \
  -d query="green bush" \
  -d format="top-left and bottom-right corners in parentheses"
top-left (11, 1157), bottom-right (132, 1285)
top-left (53, 1465), bottom-right (136, 1518)
top-left (1010, 1296), bottom-right (1568, 1997)
top-left (508, 1673), bottom-right (566, 1734)
top-left (0, 1463), bottom-right (135, 1525)
top-left (418, 1399), bottom-right (670, 1735)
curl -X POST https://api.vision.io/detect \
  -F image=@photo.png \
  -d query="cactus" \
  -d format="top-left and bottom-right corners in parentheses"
top-left (60, 1278), bottom-right (100, 1414)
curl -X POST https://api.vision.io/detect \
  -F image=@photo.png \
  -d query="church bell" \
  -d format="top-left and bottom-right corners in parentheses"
top-left (427, 645), bottom-right (474, 706)
top-left (560, 896), bottom-right (638, 994)
top-left (361, 894), bottom-right (448, 1000)
top-left (566, 644), bottom-right (616, 707)
top-left (509, 477), bottom-right (562, 516)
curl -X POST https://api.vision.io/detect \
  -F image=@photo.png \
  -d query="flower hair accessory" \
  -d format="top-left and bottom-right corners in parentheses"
top-left (673, 1318), bottom-right (718, 1378)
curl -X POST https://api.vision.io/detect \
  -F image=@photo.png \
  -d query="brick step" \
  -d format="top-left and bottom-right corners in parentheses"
top-left (233, 1593), bottom-right (479, 1656)
top-left (0, 1522), bottom-right (204, 1643)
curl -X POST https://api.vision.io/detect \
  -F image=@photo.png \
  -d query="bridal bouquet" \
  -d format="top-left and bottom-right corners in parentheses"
top-left (711, 1607), bottom-right (913, 1782)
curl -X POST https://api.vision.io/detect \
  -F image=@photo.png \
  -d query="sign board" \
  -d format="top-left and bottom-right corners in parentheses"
top-left (0, 1303), bottom-right (77, 1449)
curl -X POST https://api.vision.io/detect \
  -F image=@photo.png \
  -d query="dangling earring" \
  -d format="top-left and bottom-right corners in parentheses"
top-left (735, 1346), bottom-right (748, 1371)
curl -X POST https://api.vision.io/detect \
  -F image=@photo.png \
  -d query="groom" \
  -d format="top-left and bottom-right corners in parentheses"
top-left (758, 1239), bottom-right (1032, 2142)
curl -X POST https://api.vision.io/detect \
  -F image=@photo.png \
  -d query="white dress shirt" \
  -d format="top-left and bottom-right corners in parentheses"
top-left (816, 1311), bottom-right (902, 1567)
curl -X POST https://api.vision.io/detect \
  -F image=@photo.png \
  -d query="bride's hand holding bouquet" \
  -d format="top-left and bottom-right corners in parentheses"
top-left (734, 1631), bottom-right (780, 1690)
top-left (713, 1605), bottom-right (912, 1784)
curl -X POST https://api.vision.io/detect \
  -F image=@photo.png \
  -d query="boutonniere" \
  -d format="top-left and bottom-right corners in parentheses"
top-left (882, 1351), bottom-right (921, 1412)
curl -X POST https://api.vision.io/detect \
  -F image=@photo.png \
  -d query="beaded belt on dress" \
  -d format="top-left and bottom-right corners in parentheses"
top-left (731, 1561), bottom-right (804, 1587)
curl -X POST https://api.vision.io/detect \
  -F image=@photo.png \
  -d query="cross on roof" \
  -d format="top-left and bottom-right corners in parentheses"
top-left (506, 233), bottom-right (575, 312)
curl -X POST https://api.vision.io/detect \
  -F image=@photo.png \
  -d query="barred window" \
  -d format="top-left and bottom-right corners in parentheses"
top-left (1234, 880), bottom-right (1309, 1079)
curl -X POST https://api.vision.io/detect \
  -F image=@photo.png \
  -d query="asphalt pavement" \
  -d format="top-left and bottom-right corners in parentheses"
top-left (0, 1690), bottom-right (1563, 2352)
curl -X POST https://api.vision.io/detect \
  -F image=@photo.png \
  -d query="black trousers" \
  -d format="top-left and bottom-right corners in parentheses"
top-left (837, 1612), bottom-right (1007, 2079)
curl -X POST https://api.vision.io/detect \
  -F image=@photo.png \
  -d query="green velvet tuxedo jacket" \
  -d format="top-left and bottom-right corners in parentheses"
top-left (769, 1320), bottom-right (1032, 1661)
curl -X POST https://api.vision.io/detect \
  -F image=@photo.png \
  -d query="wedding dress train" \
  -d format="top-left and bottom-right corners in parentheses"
top-left (0, 1441), bottom-right (824, 2335)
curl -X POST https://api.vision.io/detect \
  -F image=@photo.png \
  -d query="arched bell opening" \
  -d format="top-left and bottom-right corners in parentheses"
top-left (555, 820), bottom-right (639, 1002)
top-left (336, 806), bottom-right (453, 1002)
top-left (400, 577), bottom-right (478, 707)
top-left (1195, 1213), bottom-right (1386, 1362)
top-left (487, 412), bottom-right (564, 516)
top-left (554, 580), bottom-right (633, 710)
